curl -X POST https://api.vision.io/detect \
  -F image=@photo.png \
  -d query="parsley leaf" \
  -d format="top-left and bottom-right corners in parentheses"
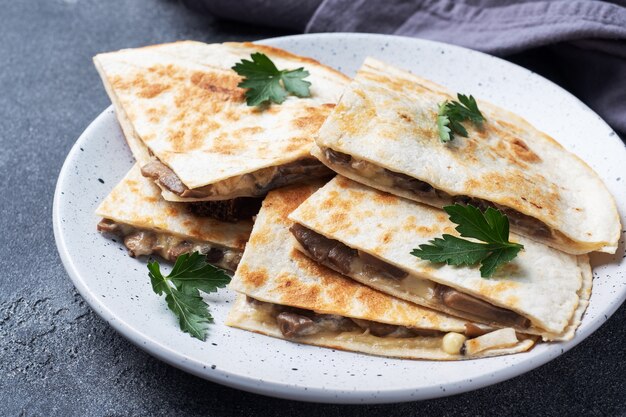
top-left (232, 52), bottom-right (312, 106)
top-left (437, 94), bottom-right (485, 142)
top-left (147, 252), bottom-right (231, 340)
top-left (411, 235), bottom-right (494, 265)
top-left (167, 252), bottom-right (231, 295)
top-left (456, 94), bottom-right (485, 126)
top-left (411, 204), bottom-right (523, 278)
top-left (437, 103), bottom-right (452, 143)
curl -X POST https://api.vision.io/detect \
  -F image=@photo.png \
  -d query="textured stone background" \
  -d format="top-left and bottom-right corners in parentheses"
top-left (1, 1), bottom-right (624, 416)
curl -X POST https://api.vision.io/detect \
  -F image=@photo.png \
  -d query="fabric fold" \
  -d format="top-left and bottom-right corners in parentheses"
top-left (187, 0), bottom-right (626, 137)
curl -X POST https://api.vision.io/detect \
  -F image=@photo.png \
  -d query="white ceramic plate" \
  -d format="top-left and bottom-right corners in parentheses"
top-left (53, 33), bottom-right (626, 404)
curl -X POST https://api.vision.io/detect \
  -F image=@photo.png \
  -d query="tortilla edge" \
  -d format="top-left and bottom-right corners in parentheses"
top-left (226, 294), bottom-right (536, 361)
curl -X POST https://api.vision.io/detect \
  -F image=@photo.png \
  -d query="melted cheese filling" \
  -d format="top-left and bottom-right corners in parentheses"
top-left (180, 165), bottom-right (281, 199)
top-left (246, 297), bottom-right (449, 342)
top-left (319, 147), bottom-right (562, 242)
top-left (238, 297), bottom-right (526, 357)
top-left (97, 219), bottom-right (241, 271)
top-left (147, 158), bottom-right (331, 201)
top-left (292, 228), bottom-right (532, 330)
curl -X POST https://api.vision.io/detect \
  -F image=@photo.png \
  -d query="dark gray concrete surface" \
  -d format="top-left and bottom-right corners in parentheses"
top-left (1, 1), bottom-right (624, 416)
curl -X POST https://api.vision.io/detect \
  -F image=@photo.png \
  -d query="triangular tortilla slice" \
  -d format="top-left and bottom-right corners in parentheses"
top-left (93, 41), bottom-right (349, 204)
top-left (288, 176), bottom-right (592, 341)
top-left (227, 183), bottom-right (536, 360)
top-left (312, 57), bottom-right (620, 255)
top-left (96, 164), bottom-right (252, 271)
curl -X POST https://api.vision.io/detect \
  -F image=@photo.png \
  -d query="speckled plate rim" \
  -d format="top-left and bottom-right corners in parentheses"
top-left (53, 33), bottom-right (626, 404)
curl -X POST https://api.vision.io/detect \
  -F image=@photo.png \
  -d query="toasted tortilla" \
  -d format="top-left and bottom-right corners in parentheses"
top-left (93, 41), bottom-right (349, 201)
top-left (227, 183), bottom-right (536, 360)
top-left (95, 164), bottom-right (252, 270)
top-left (288, 176), bottom-right (592, 341)
top-left (313, 57), bottom-right (620, 255)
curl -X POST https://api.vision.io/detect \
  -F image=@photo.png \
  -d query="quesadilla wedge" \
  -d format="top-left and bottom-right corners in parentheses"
top-left (288, 176), bottom-right (592, 341)
top-left (96, 164), bottom-right (252, 271)
top-left (312, 57), bottom-right (620, 255)
top-left (227, 183), bottom-right (536, 360)
top-left (93, 41), bottom-right (349, 214)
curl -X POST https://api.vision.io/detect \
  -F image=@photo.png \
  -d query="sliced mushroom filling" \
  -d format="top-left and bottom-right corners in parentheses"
top-left (245, 297), bottom-right (520, 356)
top-left (435, 285), bottom-right (531, 329)
top-left (290, 223), bottom-right (531, 329)
top-left (322, 147), bottom-right (553, 240)
top-left (97, 219), bottom-right (241, 271)
top-left (141, 157), bottom-right (332, 200)
top-left (290, 223), bottom-right (407, 279)
top-left (247, 297), bottom-right (445, 339)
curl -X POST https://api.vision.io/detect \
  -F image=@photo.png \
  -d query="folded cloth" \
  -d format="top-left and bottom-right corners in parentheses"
top-left (184, 0), bottom-right (626, 138)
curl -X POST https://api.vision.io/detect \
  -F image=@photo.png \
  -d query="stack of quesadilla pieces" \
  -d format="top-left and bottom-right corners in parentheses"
top-left (94, 41), bottom-right (347, 270)
top-left (93, 41), bottom-right (620, 360)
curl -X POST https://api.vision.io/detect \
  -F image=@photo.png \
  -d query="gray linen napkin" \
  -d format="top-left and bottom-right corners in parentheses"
top-left (184, 0), bottom-right (626, 138)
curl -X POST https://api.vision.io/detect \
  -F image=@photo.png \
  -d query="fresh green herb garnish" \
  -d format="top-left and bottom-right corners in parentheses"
top-left (147, 252), bottom-right (231, 340)
top-left (232, 52), bottom-right (312, 106)
top-left (437, 94), bottom-right (485, 143)
top-left (411, 204), bottom-right (523, 278)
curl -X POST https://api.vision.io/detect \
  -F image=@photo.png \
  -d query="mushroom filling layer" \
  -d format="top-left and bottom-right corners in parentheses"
top-left (247, 297), bottom-right (445, 339)
top-left (290, 223), bottom-right (530, 329)
top-left (243, 297), bottom-right (518, 356)
top-left (321, 147), bottom-right (553, 240)
top-left (97, 219), bottom-right (241, 271)
top-left (141, 157), bottom-right (332, 200)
